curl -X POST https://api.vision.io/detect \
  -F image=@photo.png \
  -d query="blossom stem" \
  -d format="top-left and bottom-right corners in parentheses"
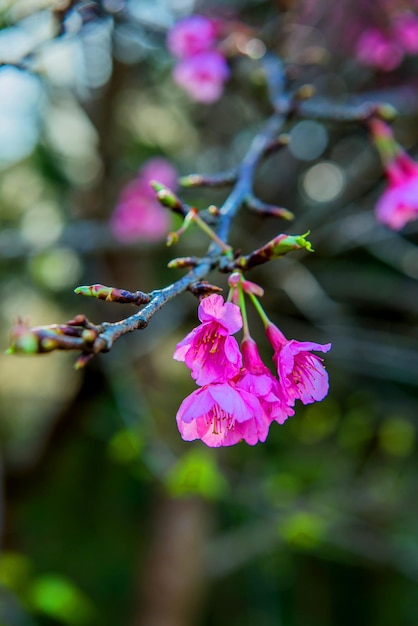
top-left (369, 118), bottom-right (401, 166)
top-left (192, 212), bottom-right (232, 254)
top-left (248, 292), bottom-right (271, 328)
top-left (238, 284), bottom-right (251, 340)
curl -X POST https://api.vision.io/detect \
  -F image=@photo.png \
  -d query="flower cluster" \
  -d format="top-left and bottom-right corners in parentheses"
top-left (167, 15), bottom-right (230, 104)
top-left (174, 294), bottom-right (331, 447)
top-left (370, 118), bottom-right (418, 230)
top-left (355, 12), bottom-right (418, 71)
top-left (110, 158), bottom-right (177, 243)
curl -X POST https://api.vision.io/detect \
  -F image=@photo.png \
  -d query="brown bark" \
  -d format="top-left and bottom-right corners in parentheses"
top-left (133, 494), bottom-right (210, 626)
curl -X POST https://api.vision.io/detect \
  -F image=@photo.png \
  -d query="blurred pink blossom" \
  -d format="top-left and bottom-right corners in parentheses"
top-left (375, 154), bottom-right (418, 229)
top-left (139, 157), bottom-right (178, 190)
top-left (393, 13), bottom-right (418, 54)
top-left (355, 28), bottom-right (403, 71)
top-left (370, 118), bottom-right (418, 229)
top-left (172, 51), bottom-right (230, 103)
top-left (110, 158), bottom-right (177, 243)
top-left (167, 15), bottom-right (217, 59)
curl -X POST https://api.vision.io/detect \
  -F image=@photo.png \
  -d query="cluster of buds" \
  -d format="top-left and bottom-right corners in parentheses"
top-left (173, 285), bottom-right (331, 447)
top-left (7, 315), bottom-right (104, 369)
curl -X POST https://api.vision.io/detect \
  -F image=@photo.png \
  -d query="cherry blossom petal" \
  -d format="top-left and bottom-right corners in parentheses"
top-left (198, 294), bottom-right (243, 333)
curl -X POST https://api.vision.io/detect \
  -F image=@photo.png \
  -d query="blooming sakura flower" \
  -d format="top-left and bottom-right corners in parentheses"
top-left (174, 299), bottom-right (331, 445)
top-left (110, 158), bottom-right (177, 243)
top-left (237, 338), bottom-right (294, 425)
top-left (174, 294), bottom-right (242, 386)
top-left (355, 28), bottom-right (403, 71)
top-left (173, 52), bottom-right (230, 104)
top-left (167, 15), bottom-right (217, 59)
top-left (266, 323), bottom-right (331, 406)
top-left (176, 382), bottom-right (270, 447)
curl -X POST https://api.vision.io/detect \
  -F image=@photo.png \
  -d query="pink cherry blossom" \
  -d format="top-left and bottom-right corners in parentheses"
top-left (140, 157), bottom-right (178, 190)
top-left (110, 158), bottom-right (177, 243)
top-left (375, 173), bottom-right (418, 230)
top-left (110, 193), bottom-right (170, 243)
top-left (394, 13), bottom-right (418, 54)
top-left (355, 28), bottom-right (403, 71)
top-left (167, 15), bottom-right (217, 59)
top-left (266, 323), bottom-right (331, 406)
top-left (173, 294), bottom-right (243, 386)
top-left (176, 381), bottom-right (270, 447)
top-left (375, 148), bottom-right (418, 230)
top-left (237, 338), bottom-right (294, 425)
top-left (173, 52), bottom-right (230, 104)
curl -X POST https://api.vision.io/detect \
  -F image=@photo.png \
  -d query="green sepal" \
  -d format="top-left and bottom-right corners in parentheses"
top-left (271, 232), bottom-right (314, 256)
top-left (234, 232), bottom-right (313, 271)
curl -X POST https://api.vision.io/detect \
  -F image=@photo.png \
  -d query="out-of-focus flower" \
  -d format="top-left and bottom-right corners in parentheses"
top-left (266, 323), bottom-right (331, 406)
top-left (355, 28), bottom-right (403, 71)
top-left (370, 118), bottom-right (418, 230)
top-left (174, 294), bottom-right (242, 386)
top-left (167, 14), bottom-right (229, 104)
top-left (167, 15), bottom-right (217, 59)
top-left (393, 13), bottom-right (418, 54)
top-left (110, 196), bottom-right (169, 243)
top-left (110, 157), bottom-right (177, 243)
top-left (237, 338), bottom-right (294, 425)
top-left (176, 381), bottom-right (270, 447)
top-left (172, 51), bottom-right (230, 104)
top-left (375, 158), bottom-right (418, 229)
top-left (139, 157), bottom-right (178, 190)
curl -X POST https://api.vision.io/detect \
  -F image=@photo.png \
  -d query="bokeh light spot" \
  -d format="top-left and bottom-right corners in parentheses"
top-left (21, 202), bottom-right (64, 247)
top-left (379, 417), bottom-right (415, 457)
top-left (290, 120), bottom-right (328, 161)
top-left (29, 247), bottom-right (83, 291)
top-left (302, 161), bottom-right (345, 202)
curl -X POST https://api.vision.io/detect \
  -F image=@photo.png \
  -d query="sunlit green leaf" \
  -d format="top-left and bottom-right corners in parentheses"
top-left (165, 450), bottom-right (228, 500)
top-left (29, 575), bottom-right (95, 625)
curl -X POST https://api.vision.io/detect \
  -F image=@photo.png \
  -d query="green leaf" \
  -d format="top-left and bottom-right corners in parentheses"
top-left (165, 450), bottom-right (228, 500)
top-left (29, 575), bottom-right (95, 625)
